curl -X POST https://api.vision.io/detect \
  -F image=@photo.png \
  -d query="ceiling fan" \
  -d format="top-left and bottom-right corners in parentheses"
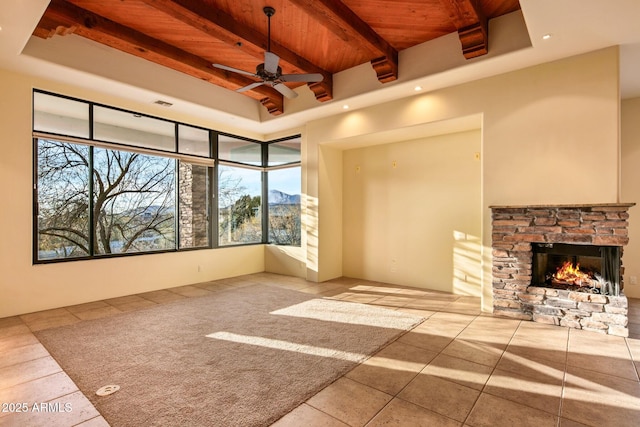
top-left (213, 6), bottom-right (323, 99)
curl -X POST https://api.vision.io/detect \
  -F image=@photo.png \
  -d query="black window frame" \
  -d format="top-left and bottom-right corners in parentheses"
top-left (32, 90), bottom-right (302, 263)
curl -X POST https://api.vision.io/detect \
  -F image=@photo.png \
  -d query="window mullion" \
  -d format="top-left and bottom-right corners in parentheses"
top-left (88, 146), bottom-right (95, 256)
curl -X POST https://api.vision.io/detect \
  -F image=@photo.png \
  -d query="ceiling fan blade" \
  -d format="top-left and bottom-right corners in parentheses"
top-left (213, 63), bottom-right (258, 78)
top-left (273, 83), bottom-right (298, 99)
top-left (280, 73), bottom-right (324, 83)
top-left (236, 82), bottom-right (265, 93)
top-left (264, 51), bottom-right (280, 74)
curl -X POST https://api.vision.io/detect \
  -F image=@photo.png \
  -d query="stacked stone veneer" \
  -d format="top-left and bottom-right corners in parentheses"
top-left (490, 203), bottom-right (634, 337)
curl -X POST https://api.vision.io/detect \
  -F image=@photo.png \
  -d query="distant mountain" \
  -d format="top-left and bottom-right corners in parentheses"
top-left (268, 189), bottom-right (300, 205)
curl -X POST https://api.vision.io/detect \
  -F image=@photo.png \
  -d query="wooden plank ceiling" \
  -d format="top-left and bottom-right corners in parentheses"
top-left (34, 0), bottom-right (521, 115)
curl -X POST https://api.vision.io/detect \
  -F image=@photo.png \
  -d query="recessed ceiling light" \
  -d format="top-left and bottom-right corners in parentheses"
top-left (154, 100), bottom-right (173, 107)
top-left (414, 86), bottom-right (422, 91)
top-left (342, 104), bottom-right (349, 110)
top-left (542, 34), bottom-right (552, 40)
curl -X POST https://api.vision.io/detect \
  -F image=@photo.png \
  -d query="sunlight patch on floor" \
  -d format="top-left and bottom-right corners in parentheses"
top-left (270, 298), bottom-right (423, 329)
top-left (206, 331), bottom-right (365, 362)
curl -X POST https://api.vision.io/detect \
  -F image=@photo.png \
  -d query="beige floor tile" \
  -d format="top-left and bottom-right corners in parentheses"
top-left (326, 277), bottom-right (362, 286)
top-left (270, 280), bottom-right (315, 291)
top-left (416, 292), bottom-right (460, 302)
top-left (0, 371), bottom-right (78, 406)
top-left (403, 299), bottom-right (451, 311)
top-left (0, 317), bottom-right (26, 329)
top-left (306, 377), bottom-right (392, 426)
top-left (412, 320), bottom-right (467, 339)
top-left (456, 327), bottom-right (514, 346)
top-left (0, 343), bottom-right (49, 369)
top-left (516, 321), bottom-right (570, 340)
top-left (309, 282), bottom-right (348, 293)
top-left (506, 336), bottom-right (567, 365)
top-left (483, 368), bottom-right (562, 415)
top-left (19, 308), bottom-right (72, 324)
top-left (0, 324), bottom-right (32, 340)
top-left (75, 416), bottom-right (111, 427)
top-left (138, 289), bottom-right (188, 304)
top-left (338, 292), bottom-right (383, 304)
top-left (466, 393), bottom-right (558, 427)
top-left (20, 309), bottom-right (80, 332)
top-left (627, 336), bottom-right (640, 360)
top-left (0, 356), bottom-right (62, 390)
top-left (65, 301), bottom-right (112, 314)
top-left (393, 288), bottom-right (432, 297)
top-left (441, 339), bottom-right (505, 367)
top-left (318, 288), bottom-right (352, 298)
top-left (568, 328), bottom-right (631, 357)
top-left (0, 332), bottom-right (40, 353)
top-left (440, 300), bottom-right (482, 316)
top-left (467, 315), bottom-right (521, 333)
top-left (428, 311), bottom-right (477, 326)
top-left (271, 403), bottom-right (349, 427)
top-left (421, 353), bottom-right (493, 391)
top-left (367, 398), bottom-right (462, 427)
top-left (346, 341), bottom-right (437, 395)
top-left (104, 295), bottom-right (151, 306)
top-left (561, 365), bottom-right (640, 427)
top-left (372, 295), bottom-right (415, 308)
top-left (166, 285), bottom-right (212, 297)
top-left (396, 329), bottom-right (454, 353)
top-left (104, 295), bottom-right (157, 312)
top-left (25, 316), bottom-right (81, 332)
top-left (394, 307), bottom-right (436, 318)
top-left (566, 351), bottom-right (639, 381)
top-left (557, 418), bottom-right (591, 427)
top-left (398, 373), bottom-right (480, 422)
top-left (494, 351), bottom-right (566, 383)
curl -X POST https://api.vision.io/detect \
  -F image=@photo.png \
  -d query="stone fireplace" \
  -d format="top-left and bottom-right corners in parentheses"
top-left (490, 203), bottom-right (634, 337)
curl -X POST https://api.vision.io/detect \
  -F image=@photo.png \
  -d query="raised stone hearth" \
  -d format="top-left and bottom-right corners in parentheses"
top-left (490, 203), bottom-right (634, 337)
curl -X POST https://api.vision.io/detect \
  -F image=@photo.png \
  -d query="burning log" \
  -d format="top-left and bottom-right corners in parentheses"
top-left (547, 261), bottom-right (600, 290)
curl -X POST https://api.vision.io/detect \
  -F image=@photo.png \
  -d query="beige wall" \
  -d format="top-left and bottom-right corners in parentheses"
top-left (342, 130), bottom-right (482, 294)
top-left (0, 46), bottom-right (625, 317)
top-left (305, 47), bottom-right (621, 311)
top-left (0, 69), bottom-right (265, 318)
top-left (621, 97), bottom-right (640, 298)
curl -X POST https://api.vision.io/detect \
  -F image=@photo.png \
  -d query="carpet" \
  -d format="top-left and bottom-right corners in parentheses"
top-left (36, 284), bottom-right (423, 426)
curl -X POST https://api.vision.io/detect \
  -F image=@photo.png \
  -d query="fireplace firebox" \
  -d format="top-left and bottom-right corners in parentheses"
top-left (531, 243), bottom-right (621, 296)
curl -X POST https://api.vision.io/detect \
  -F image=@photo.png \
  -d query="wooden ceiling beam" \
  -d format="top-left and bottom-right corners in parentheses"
top-left (438, 0), bottom-right (489, 59)
top-left (140, 0), bottom-right (333, 102)
top-left (34, 0), bottom-right (285, 115)
top-left (288, 0), bottom-right (398, 83)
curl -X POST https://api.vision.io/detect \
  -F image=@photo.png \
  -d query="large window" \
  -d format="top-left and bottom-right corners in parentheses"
top-left (37, 140), bottom-right (90, 259)
top-left (92, 147), bottom-right (176, 254)
top-left (218, 165), bottom-right (262, 245)
top-left (268, 166), bottom-right (301, 246)
top-left (33, 90), bottom-right (301, 263)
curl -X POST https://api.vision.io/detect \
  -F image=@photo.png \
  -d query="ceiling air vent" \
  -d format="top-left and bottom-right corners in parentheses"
top-left (153, 100), bottom-right (173, 107)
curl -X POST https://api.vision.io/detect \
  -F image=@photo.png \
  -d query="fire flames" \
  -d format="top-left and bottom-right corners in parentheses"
top-left (553, 261), bottom-right (593, 286)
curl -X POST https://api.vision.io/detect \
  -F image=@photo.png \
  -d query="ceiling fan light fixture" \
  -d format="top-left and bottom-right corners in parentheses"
top-left (212, 6), bottom-right (323, 100)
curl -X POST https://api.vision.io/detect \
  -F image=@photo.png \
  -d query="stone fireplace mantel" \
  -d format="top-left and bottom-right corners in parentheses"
top-left (490, 203), bottom-right (635, 337)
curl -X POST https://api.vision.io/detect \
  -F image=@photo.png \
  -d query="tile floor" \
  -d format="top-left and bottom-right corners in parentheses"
top-left (1, 273), bottom-right (640, 427)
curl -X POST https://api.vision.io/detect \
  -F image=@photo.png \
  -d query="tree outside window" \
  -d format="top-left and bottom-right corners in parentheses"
top-left (37, 139), bottom-right (178, 260)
